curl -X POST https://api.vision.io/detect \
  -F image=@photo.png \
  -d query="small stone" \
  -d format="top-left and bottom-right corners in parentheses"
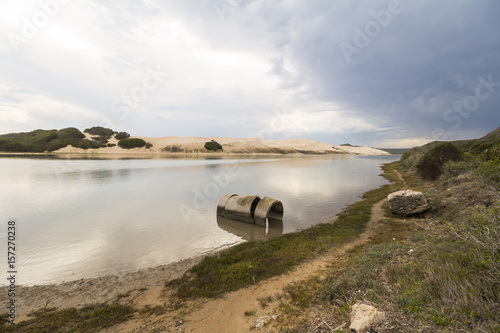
top-left (350, 301), bottom-right (386, 333)
top-left (255, 315), bottom-right (278, 329)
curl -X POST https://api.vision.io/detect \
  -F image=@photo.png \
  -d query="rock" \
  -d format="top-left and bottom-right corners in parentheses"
top-left (255, 315), bottom-right (278, 330)
top-left (387, 190), bottom-right (429, 216)
top-left (350, 302), bottom-right (386, 333)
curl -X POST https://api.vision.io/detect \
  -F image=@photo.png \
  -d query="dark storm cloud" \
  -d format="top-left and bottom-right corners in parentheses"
top-left (260, 0), bottom-right (500, 141)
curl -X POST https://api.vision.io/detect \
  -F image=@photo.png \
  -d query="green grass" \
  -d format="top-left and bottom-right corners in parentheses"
top-left (167, 164), bottom-right (403, 299)
top-left (244, 310), bottom-right (256, 317)
top-left (258, 296), bottom-right (274, 309)
top-left (1, 304), bottom-right (134, 333)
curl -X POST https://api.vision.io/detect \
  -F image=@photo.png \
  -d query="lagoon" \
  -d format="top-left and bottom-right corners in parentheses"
top-left (0, 154), bottom-right (398, 285)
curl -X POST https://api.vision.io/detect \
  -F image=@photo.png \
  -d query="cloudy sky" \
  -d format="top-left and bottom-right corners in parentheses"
top-left (0, 0), bottom-right (498, 147)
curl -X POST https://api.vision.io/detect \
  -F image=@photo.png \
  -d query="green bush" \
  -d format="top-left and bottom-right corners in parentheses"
top-left (118, 138), bottom-right (147, 149)
top-left (58, 127), bottom-right (85, 140)
top-left (83, 126), bottom-right (116, 138)
top-left (473, 160), bottom-right (500, 188)
top-left (77, 139), bottom-right (100, 149)
top-left (485, 147), bottom-right (500, 161)
top-left (0, 139), bottom-right (23, 152)
top-left (106, 143), bottom-right (116, 147)
top-left (0, 127), bottom-right (121, 153)
top-left (442, 154), bottom-right (480, 179)
top-left (416, 143), bottom-right (464, 180)
top-left (145, 142), bottom-right (153, 149)
top-left (204, 140), bottom-right (223, 151)
top-left (115, 132), bottom-right (130, 140)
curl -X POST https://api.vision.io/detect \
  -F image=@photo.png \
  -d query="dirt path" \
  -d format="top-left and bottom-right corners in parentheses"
top-left (392, 167), bottom-right (406, 186)
top-left (104, 199), bottom-right (388, 333)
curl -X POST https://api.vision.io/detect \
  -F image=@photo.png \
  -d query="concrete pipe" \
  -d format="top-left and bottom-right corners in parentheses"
top-left (254, 197), bottom-right (284, 227)
top-left (218, 195), bottom-right (261, 224)
top-left (217, 194), bottom-right (284, 227)
top-left (217, 194), bottom-right (237, 216)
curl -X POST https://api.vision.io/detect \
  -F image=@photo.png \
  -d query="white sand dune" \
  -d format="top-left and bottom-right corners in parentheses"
top-left (53, 136), bottom-right (390, 156)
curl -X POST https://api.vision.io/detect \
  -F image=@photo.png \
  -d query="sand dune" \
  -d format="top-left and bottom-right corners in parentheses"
top-left (54, 136), bottom-right (390, 156)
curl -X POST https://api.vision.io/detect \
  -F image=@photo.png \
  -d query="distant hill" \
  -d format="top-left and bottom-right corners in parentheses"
top-left (399, 126), bottom-right (500, 170)
top-left (480, 126), bottom-right (500, 141)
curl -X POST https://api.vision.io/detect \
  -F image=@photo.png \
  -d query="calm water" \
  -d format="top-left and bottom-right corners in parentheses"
top-left (0, 154), bottom-right (398, 285)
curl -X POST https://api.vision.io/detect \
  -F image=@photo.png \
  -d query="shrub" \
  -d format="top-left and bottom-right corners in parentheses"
top-left (46, 140), bottom-right (69, 152)
top-left (163, 145), bottom-right (182, 152)
top-left (77, 139), bottom-right (100, 149)
top-left (485, 147), bottom-right (500, 161)
top-left (145, 142), bottom-right (153, 149)
top-left (473, 160), bottom-right (500, 188)
top-left (399, 147), bottom-right (422, 169)
top-left (118, 138), bottom-right (146, 149)
top-left (416, 143), bottom-right (464, 180)
top-left (115, 132), bottom-right (130, 140)
top-left (83, 126), bottom-right (116, 138)
top-left (204, 140), bottom-right (223, 151)
top-left (0, 139), bottom-right (23, 152)
top-left (106, 143), bottom-right (116, 147)
top-left (441, 154), bottom-right (479, 179)
top-left (58, 127), bottom-right (85, 140)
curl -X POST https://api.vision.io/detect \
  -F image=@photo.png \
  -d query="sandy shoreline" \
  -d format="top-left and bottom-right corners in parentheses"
top-left (0, 255), bottom-right (205, 322)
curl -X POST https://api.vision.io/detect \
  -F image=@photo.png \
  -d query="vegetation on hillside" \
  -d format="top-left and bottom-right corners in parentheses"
top-left (415, 142), bottom-right (464, 179)
top-left (83, 126), bottom-right (116, 137)
top-left (114, 132), bottom-right (130, 140)
top-left (0, 127), bottom-right (150, 152)
top-left (117, 138), bottom-right (152, 149)
top-left (204, 140), bottom-right (223, 151)
top-left (0, 127), bottom-right (88, 152)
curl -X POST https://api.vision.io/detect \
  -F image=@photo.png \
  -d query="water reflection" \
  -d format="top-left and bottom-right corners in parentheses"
top-left (217, 216), bottom-right (283, 241)
top-left (52, 168), bottom-right (132, 183)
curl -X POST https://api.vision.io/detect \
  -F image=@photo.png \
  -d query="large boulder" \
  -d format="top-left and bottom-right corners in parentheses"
top-left (388, 190), bottom-right (429, 216)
